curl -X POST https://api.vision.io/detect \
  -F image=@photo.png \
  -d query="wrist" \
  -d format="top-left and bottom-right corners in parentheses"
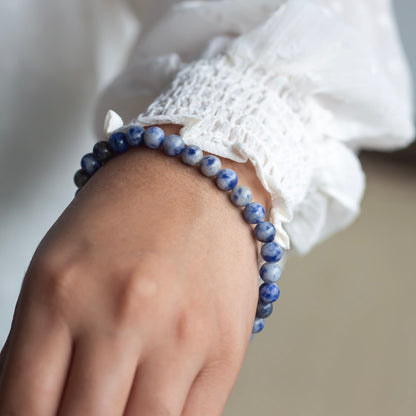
top-left (147, 123), bottom-right (272, 215)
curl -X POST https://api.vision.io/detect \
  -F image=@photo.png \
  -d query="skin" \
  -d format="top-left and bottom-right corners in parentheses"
top-left (0, 124), bottom-right (271, 415)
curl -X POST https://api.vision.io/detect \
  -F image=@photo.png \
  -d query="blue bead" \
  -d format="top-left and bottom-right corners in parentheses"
top-left (200, 155), bottom-right (222, 177)
top-left (250, 334), bottom-right (254, 342)
top-left (108, 131), bottom-right (129, 153)
top-left (252, 317), bottom-right (265, 334)
top-left (216, 169), bottom-right (238, 191)
top-left (259, 283), bottom-right (280, 303)
top-left (254, 221), bottom-right (276, 242)
top-left (181, 145), bottom-right (203, 166)
top-left (93, 141), bottom-right (113, 162)
top-left (261, 242), bottom-right (283, 263)
top-left (163, 134), bottom-right (185, 156)
top-left (74, 169), bottom-right (90, 188)
top-left (256, 301), bottom-right (273, 318)
top-left (243, 202), bottom-right (265, 224)
top-left (81, 153), bottom-right (101, 175)
top-left (260, 263), bottom-right (282, 283)
top-left (127, 125), bottom-right (145, 146)
top-left (230, 185), bottom-right (253, 207)
top-left (144, 126), bottom-right (165, 149)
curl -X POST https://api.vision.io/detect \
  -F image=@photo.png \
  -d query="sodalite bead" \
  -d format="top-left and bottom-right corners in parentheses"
top-left (93, 141), bottom-right (113, 163)
top-left (230, 185), bottom-right (253, 207)
top-left (252, 317), bottom-right (265, 334)
top-left (260, 241), bottom-right (283, 263)
top-left (74, 169), bottom-right (90, 188)
top-left (260, 263), bottom-right (282, 283)
top-left (108, 131), bottom-right (129, 153)
top-left (163, 134), bottom-right (185, 156)
top-left (127, 126), bottom-right (145, 146)
top-left (81, 153), bottom-right (101, 175)
top-left (254, 221), bottom-right (276, 243)
top-left (256, 301), bottom-right (273, 318)
top-left (216, 169), bottom-right (238, 191)
top-left (200, 155), bottom-right (221, 177)
top-left (243, 202), bottom-right (265, 224)
top-left (144, 126), bottom-right (165, 149)
top-left (181, 145), bottom-right (203, 166)
top-left (259, 283), bottom-right (280, 303)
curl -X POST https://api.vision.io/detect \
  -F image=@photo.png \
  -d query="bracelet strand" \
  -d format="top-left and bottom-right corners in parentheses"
top-left (73, 125), bottom-right (284, 339)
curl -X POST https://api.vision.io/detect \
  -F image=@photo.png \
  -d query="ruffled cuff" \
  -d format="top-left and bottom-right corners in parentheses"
top-left (134, 53), bottom-right (317, 250)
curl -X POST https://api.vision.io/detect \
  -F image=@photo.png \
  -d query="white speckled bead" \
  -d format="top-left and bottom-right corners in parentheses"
top-left (230, 185), bottom-right (253, 207)
top-left (200, 155), bottom-right (222, 177)
top-left (243, 202), bottom-right (266, 224)
top-left (126, 125), bottom-right (145, 146)
top-left (260, 242), bottom-right (283, 263)
top-left (216, 169), bottom-right (238, 191)
top-left (254, 221), bottom-right (276, 243)
top-left (144, 126), bottom-right (165, 149)
top-left (260, 262), bottom-right (282, 283)
top-left (163, 134), bottom-right (185, 156)
top-left (252, 317), bottom-right (265, 334)
top-left (81, 153), bottom-right (101, 175)
top-left (259, 283), bottom-right (280, 303)
top-left (181, 145), bottom-right (203, 166)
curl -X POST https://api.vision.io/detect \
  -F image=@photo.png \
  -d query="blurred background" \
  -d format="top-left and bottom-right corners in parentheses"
top-left (0, 1), bottom-right (415, 415)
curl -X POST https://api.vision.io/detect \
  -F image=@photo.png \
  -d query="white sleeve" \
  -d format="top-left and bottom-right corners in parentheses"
top-left (101, 0), bottom-right (415, 254)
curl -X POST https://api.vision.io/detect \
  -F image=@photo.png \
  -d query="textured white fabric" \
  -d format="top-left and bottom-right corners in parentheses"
top-left (100, 0), bottom-right (415, 254)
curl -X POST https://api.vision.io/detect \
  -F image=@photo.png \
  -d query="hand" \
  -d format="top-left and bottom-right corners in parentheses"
top-left (0, 124), bottom-right (271, 415)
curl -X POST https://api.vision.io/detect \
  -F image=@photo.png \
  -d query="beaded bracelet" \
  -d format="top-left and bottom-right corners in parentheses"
top-left (73, 125), bottom-right (283, 339)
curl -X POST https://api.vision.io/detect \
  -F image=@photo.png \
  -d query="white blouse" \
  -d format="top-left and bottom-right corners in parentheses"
top-left (99, 0), bottom-right (415, 254)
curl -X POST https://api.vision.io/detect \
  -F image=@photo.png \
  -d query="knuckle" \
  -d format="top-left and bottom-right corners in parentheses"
top-left (26, 256), bottom-right (81, 316)
top-left (112, 264), bottom-right (162, 326)
top-left (174, 306), bottom-right (209, 345)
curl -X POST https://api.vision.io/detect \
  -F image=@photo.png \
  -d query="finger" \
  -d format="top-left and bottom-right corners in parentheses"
top-left (0, 306), bottom-right (72, 415)
top-left (181, 355), bottom-right (244, 416)
top-left (123, 345), bottom-right (203, 416)
top-left (57, 332), bottom-right (139, 416)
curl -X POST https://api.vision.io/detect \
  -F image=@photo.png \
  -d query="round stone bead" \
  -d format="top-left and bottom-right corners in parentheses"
top-left (181, 145), bottom-right (203, 166)
top-left (81, 153), bottom-right (101, 175)
top-left (200, 155), bottom-right (221, 177)
top-left (256, 301), bottom-right (273, 319)
top-left (243, 202), bottom-right (265, 224)
top-left (93, 141), bottom-right (113, 163)
top-left (108, 131), bottom-right (129, 153)
top-left (259, 283), bottom-right (280, 303)
top-left (252, 317), bottom-right (265, 334)
top-left (230, 185), bottom-right (253, 207)
top-left (260, 241), bottom-right (283, 263)
top-left (216, 169), bottom-right (238, 191)
top-left (144, 126), bottom-right (165, 149)
top-left (254, 221), bottom-right (276, 243)
top-left (127, 125), bottom-right (145, 146)
top-left (163, 134), bottom-right (185, 156)
top-left (73, 169), bottom-right (90, 188)
top-left (260, 262), bottom-right (282, 284)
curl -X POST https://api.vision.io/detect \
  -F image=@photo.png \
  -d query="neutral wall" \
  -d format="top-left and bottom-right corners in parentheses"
top-left (225, 155), bottom-right (416, 415)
